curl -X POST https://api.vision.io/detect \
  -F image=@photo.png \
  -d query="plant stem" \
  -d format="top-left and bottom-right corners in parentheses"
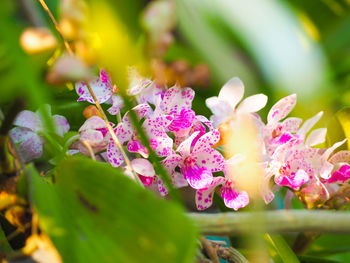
top-left (292, 232), bottom-right (321, 255)
top-left (37, 0), bottom-right (143, 187)
top-left (189, 210), bottom-right (350, 234)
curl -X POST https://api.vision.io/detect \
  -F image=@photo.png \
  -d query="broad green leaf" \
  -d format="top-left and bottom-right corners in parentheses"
top-left (28, 157), bottom-right (197, 263)
top-left (297, 255), bottom-right (342, 263)
top-left (326, 107), bottom-right (350, 150)
top-left (307, 234), bottom-right (350, 257)
top-left (264, 234), bottom-right (300, 263)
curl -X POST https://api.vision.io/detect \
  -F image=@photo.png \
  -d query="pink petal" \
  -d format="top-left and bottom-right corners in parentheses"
top-left (220, 184), bottom-right (249, 210)
top-left (162, 86), bottom-right (194, 114)
top-left (236, 94), bottom-right (268, 114)
top-left (181, 164), bottom-right (213, 189)
top-left (157, 178), bottom-right (168, 196)
top-left (322, 139), bottom-right (347, 162)
top-left (194, 148), bottom-right (225, 173)
top-left (79, 116), bottom-right (106, 132)
top-left (192, 130), bottom-right (221, 154)
top-left (115, 122), bottom-right (133, 145)
top-left (53, 115), bottom-right (70, 136)
top-left (75, 77), bottom-right (112, 104)
top-left (80, 129), bottom-right (104, 146)
top-left (275, 169), bottom-right (309, 190)
top-left (267, 94), bottom-right (297, 124)
top-left (176, 131), bottom-right (200, 157)
top-left (161, 154), bottom-right (182, 174)
top-left (107, 95), bottom-right (124, 115)
top-left (171, 172), bottom-right (188, 188)
top-left (195, 176), bottom-right (226, 210)
top-left (218, 77), bottom-right (244, 110)
top-left (131, 158), bottom-right (155, 177)
top-left (13, 110), bottom-right (41, 132)
top-left (106, 141), bottom-right (124, 167)
top-left (127, 140), bottom-right (148, 158)
top-left (282, 117), bottom-right (303, 133)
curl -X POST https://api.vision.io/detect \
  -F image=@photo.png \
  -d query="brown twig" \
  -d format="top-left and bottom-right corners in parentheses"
top-left (37, 0), bottom-right (73, 56)
top-left (81, 140), bottom-right (96, 161)
top-left (201, 237), bottom-right (220, 263)
top-left (208, 240), bottom-right (249, 263)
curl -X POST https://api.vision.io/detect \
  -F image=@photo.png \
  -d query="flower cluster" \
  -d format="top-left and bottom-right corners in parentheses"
top-left (10, 70), bottom-right (350, 211)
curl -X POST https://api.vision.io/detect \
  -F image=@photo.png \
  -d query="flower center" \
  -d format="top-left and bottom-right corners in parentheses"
top-left (184, 156), bottom-right (197, 167)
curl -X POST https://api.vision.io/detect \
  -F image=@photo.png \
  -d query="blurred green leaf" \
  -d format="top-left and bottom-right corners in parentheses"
top-left (28, 157), bottom-right (197, 263)
top-left (307, 234), bottom-right (350, 257)
top-left (298, 255), bottom-right (341, 263)
top-left (0, 225), bottom-right (12, 254)
top-left (264, 234), bottom-right (300, 263)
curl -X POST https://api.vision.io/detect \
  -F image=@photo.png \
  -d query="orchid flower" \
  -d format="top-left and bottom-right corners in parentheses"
top-left (78, 116), bottom-right (111, 155)
top-left (10, 108), bottom-right (69, 162)
top-left (162, 130), bottom-right (224, 189)
top-left (195, 155), bottom-right (249, 210)
top-left (206, 77), bottom-right (267, 128)
top-left (131, 158), bottom-right (168, 196)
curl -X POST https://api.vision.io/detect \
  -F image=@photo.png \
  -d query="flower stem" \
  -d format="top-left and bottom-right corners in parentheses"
top-left (189, 210), bottom-right (350, 235)
top-left (37, 0), bottom-right (143, 187)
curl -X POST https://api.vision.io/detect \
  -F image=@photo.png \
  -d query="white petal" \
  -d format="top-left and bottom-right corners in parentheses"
top-left (305, 128), bottom-right (327, 147)
top-left (205, 97), bottom-right (232, 117)
top-left (236, 94), bottom-right (267, 114)
top-left (218, 77), bottom-right (244, 109)
top-left (267, 94), bottom-right (297, 124)
top-left (131, 158), bottom-right (155, 177)
top-left (297, 111), bottom-right (323, 135)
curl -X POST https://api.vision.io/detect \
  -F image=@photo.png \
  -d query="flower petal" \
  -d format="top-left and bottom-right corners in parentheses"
top-left (195, 176), bottom-right (226, 210)
top-left (75, 76), bottom-right (112, 104)
top-left (193, 129), bottom-right (221, 154)
top-left (297, 111), bottom-right (323, 135)
top-left (236, 94), bottom-right (268, 114)
top-left (181, 164), bottom-right (213, 189)
top-left (162, 154), bottom-right (182, 174)
top-left (171, 172), bottom-right (188, 188)
top-left (106, 141), bottom-right (124, 167)
top-left (162, 85), bottom-right (194, 114)
top-left (13, 110), bottom-right (41, 131)
top-left (79, 116), bottom-right (106, 132)
top-left (131, 158), bottom-right (155, 177)
top-left (10, 127), bottom-right (43, 162)
top-left (218, 77), bottom-right (244, 109)
top-left (107, 95), bottom-right (124, 115)
top-left (305, 128), bottom-right (327, 147)
top-left (205, 97), bottom-right (232, 126)
top-left (267, 94), bottom-right (297, 124)
top-left (53, 115), bottom-right (70, 136)
top-left (282, 117), bottom-right (302, 133)
top-left (176, 131), bottom-right (200, 157)
top-left (329, 150), bottom-right (350, 164)
top-left (193, 148), bottom-right (225, 172)
top-left (275, 169), bottom-right (309, 190)
top-left (80, 129), bottom-right (104, 146)
top-left (220, 184), bottom-right (249, 210)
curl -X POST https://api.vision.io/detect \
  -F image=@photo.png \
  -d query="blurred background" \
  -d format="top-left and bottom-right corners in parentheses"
top-left (1, 0), bottom-right (349, 129)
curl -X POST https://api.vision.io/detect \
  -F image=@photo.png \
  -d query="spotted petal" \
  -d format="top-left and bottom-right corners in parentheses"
top-left (106, 141), bottom-right (124, 167)
top-left (267, 94), bottom-right (297, 124)
top-left (220, 185), bottom-right (249, 210)
top-left (75, 76), bottom-right (112, 104)
top-left (193, 148), bottom-right (225, 172)
top-left (192, 129), bottom-right (220, 154)
top-left (162, 85), bottom-right (194, 114)
top-left (195, 176), bottom-right (226, 210)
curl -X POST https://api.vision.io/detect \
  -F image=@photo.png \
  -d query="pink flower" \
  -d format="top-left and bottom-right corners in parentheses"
top-left (78, 116), bottom-right (111, 154)
top-left (195, 155), bottom-right (249, 210)
top-left (10, 107), bottom-right (69, 162)
top-left (162, 130), bottom-right (224, 189)
top-left (206, 77), bottom-right (267, 128)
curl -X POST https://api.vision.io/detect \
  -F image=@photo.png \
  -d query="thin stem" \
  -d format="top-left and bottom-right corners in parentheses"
top-left (37, 0), bottom-right (73, 56)
top-left (37, 0), bottom-right (142, 187)
top-left (189, 210), bottom-right (350, 234)
top-left (81, 140), bottom-right (96, 161)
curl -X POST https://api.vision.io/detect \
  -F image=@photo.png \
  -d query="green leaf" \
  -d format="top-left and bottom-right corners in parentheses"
top-left (326, 107), bottom-right (350, 150)
top-left (307, 234), bottom-right (350, 257)
top-left (264, 234), bottom-right (300, 263)
top-left (297, 255), bottom-right (342, 263)
top-left (0, 225), bottom-right (12, 254)
top-left (28, 157), bottom-right (197, 263)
